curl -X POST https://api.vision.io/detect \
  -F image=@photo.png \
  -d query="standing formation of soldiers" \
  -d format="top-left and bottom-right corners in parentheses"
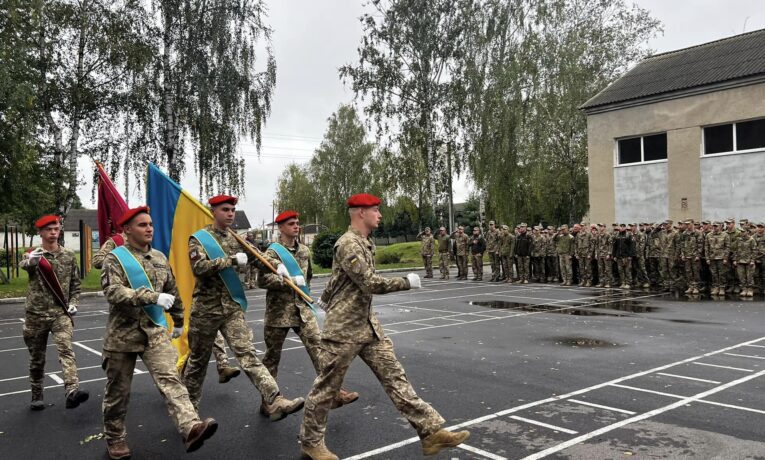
top-left (417, 218), bottom-right (765, 297)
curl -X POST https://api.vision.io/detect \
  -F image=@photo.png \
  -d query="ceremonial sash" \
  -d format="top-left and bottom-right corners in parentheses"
top-left (36, 255), bottom-right (71, 319)
top-left (191, 229), bottom-right (248, 311)
top-left (111, 246), bottom-right (169, 329)
top-left (269, 242), bottom-right (317, 316)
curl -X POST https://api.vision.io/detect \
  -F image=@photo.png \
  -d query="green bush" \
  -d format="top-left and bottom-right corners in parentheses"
top-left (311, 231), bottom-right (342, 269)
top-left (377, 252), bottom-right (402, 264)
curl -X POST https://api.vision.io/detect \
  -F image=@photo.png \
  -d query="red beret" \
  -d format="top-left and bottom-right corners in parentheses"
top-left (208, 195), bottom-right (238, 206)
top-left (35, 215), bottom-right (61, 229)
top-left (275, 210), bottom-right (299, 224)
top-left (117, 206), bottom-right (150, 227)
top-left (347, 193), bottom-right (381, 208)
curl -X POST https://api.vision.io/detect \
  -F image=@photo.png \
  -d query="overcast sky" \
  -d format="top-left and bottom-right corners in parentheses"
top-left (77, 0), bottom-right (765, 227)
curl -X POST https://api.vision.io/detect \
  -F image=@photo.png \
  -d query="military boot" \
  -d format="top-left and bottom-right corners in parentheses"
top-left (301, 442), bottom-right (339, 460)
top-left (264, 395), bottom-right (305, 421)
top-left (185, 418), bottom-right (218, 453)
top-left (330, 388), bottom-right (359, 409)
top-left (421, 429), bottom-right (471, 456)
top-left (218, 367), bottom-right (241, 384)
top-left (30, 387), bottom-right (44, 411)
top-left (106, 439), bottom-right (131, 460)
top-left (65, 388), bottom-right (89, 409)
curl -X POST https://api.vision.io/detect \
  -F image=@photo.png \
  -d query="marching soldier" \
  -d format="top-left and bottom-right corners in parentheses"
top-left (100, 207), bottom-right (217, 459)
top-left (182, 195), bottom-right (304, 419)
top-left (500, 224), bottom-right (515, 282)
top-left (469, 226), bottom-right (486, 281)
top-left (92, 232), bottom-right (126, 269)
top-left (452, 226), bottom-right (469, 280)
top-left (485, 221), bottom-right (501, 281)
top-left (20, 215), bottom-right (89, 411)
top-left (734, 227), bottom-right (757, 298)
top-left (258, 210), bottom-right (358, 411)
top-left (556, 225), bottom-right (575, 286)
top-left (436, 227), bottom-right (451, 279)
top-left (515, 224), bottom-right (533, 284)
top-left (596, 224), bottom-right (613, 288)
top-left (705, 222), bottom-right (730, 296)
top-left (416, 227), bottom-right (435, 278)
top-left (299, 193), bottom-right (469, 460)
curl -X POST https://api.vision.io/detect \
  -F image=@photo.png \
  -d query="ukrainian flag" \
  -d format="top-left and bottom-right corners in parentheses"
top-left (146, 163), bottom-right (213, 368)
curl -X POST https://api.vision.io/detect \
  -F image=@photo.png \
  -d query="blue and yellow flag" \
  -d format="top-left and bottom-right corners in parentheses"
top-left (146, 163), bottom-right (213, 368)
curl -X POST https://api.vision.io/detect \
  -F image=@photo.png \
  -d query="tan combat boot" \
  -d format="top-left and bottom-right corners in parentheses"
top-left (264, 395), bottom-right (305, 421)
top-left (421, 429), bottom-right (470, 456)
top-left (218, 367), bottom-right (241, 384)
top-left (185, 417), bottom-right (218, 453)
top-left (301, 442), bottom-right (339, 460)
top-left (331, 388), bottom-right (359, 409)
top-left (106, 439), bottom-right (131, 460)
top-left (30, 387), bottom-right (44, 411)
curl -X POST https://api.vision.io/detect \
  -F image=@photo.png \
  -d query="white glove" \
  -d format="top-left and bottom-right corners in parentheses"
top-left (156, 293), bottom-right (175, 310)
top-left (406, 273), bottom-right (422, 289)
top-left (276, 264), bottom-right (289, 279)
top-left (28, 248), bottom-right (44, 265)
top-left (314, 298), bottom-right (327, 311)
top-left (171, 327), bottom-right (183, 339)
top-left (67, 304), bottom-right (77, 315)
top-left (292, 275), bottom-right (306, 287)
top-left (234, 252), bottom-right (248, 266)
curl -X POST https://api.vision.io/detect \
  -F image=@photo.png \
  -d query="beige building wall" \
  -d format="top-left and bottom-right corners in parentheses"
top-left (587, 81), bottom-right (765, 223)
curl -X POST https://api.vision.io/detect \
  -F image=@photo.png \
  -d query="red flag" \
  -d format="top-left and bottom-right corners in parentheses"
top-left (96, 162), bottom-right (129, 245)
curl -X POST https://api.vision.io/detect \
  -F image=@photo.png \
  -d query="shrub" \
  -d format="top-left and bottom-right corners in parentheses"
top-left (311, 231), bottom-right (342, 268)
top-left (377, 252), bottom-right (401, 264)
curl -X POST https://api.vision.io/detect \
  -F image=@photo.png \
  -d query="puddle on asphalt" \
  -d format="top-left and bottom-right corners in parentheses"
top-left (469, 298), bottom-right (660, 316)
top-left (550, 337), bottom-right (621, 348)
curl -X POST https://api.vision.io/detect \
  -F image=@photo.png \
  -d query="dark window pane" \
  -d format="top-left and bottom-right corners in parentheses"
top-left (736, 119), bottom-right (765, 151)
top-left (704, 124), bottom-right (733, 154)
top-left (618, 137), bottom-right (641, 164)
top-left (643, 133), bottom-right (667, 161)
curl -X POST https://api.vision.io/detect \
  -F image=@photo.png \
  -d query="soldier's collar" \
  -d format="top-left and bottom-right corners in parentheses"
top-left (127, 242), bottom-right (153, 256)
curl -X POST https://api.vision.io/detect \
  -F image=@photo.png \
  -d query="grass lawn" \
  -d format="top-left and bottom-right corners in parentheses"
top-left (0, 268), bottom-right (102, 299)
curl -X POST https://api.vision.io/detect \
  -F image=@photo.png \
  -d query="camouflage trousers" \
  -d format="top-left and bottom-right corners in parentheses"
top-left (517, 256), bottom-right (530, 281)
top-left (615, 257), bottom-right (632, 286)
top-left (102, 337), bottom-right (200, 441)
top-left (438, 252), bottom-right (450, 278)
top-left (489, 253), bottom-right (501, 280)
top-left (23, 313), bottom-right (78, 396)
top-left (501, 255), bottom-right (513, 281)
top-left (659, 258), bottom-right (676, 288)
top-left (546, 256), bottom-right (559, 282)
top-left (683, 258), bottom-right (702, 289)
top-left (597, 257), bottom-right (612, 286)
top-left (736, 263), bottom-right (756, 289)
top-left (531, 257), bottom-right (545, 282)
top-left (632, 257), bottom-right (649, 286)
top-left (263, 318), bottom-right (322, 380)
top-left (183, 308), bottom-right (279, 407)
top-left (578, 257), bottom-right (592, 284)
top-left (708, 260), bottom-right (727, 289)
top-left (422, 255), bottom-right (433, 277)
top-left (558, 255), bottom-right (572, 283)
top-left (456, 255), bottom-right (468, 278)
top-left (300, 337), bottom-right (445, 447)
top-left (213, 332), bottom-right (236, 373)
top-left (471, 253), bottom-right (483, 279)
top-left (647, 257), bottom-right (661, 286)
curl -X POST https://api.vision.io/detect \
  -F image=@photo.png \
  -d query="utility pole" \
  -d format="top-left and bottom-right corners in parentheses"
top-left (447, 146), bottom-right (454, 233)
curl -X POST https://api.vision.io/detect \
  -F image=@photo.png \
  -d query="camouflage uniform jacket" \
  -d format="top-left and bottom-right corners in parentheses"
top-left (258, 240), bottom-right (314, 328)
top-left (436, 234), bottom-right (450, 254)
top-left (555, 234), bottom-right (574, 255)
top-left (660, 230), bottom-right (677, 259)
top-left (500, 232), bottom-right (515, 256)
top-left (575, 231), bottom-right (594, 258)
top-left (486, 228), bottom-right (500, 254)
top-left (595, 232), bottom-right (613, 258)
top-left (734, 236), bottom-right (757, 264)
top-left (544, 235), bottom-right (556, 257)
top-left (633, 231), bottom-right (647, 259)
top-left (101, 244), bottom-right (183, 352)
top-left (453, 233), bottom-right (469, 256)
top-left (705, 232), bottom-right (730, 261)
top-left (755, 233), bottom-right (765, 262)
top-left (647, 230), bottom-right (662, 258)
top-left (679, 230), bottom-right (702, 259)
top-left (21, 246), bottom-right (81, 316)
top-left (92, 234), bottom-right (125, 270)
top-left (318, 227), bottom-right (410, 343)
top-left (531, 234), bottom-right (545, 257)
top-left (189, 224), bottom-right (280, 314)
top-left (727, 229), bottom-right (741, 258)
top-left (419, 234), bottom-right (435, 256)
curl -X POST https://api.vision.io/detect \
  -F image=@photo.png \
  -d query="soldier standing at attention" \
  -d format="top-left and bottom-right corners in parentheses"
top-left (100, 207), bottom-right (217, 459)
top-left (595, 224), bottom-right (613, 288)
top-left (469, 226), bottom-right (486, 281)
top-left (182, 195), bottom-right (304, 418)
top-left (500, 224), bottom-right (515, 282)
top-left (725, 219), bottom-right (741, 294)
top-left (556, 225), bottom-right (575, 286)
top-left (258, 210), bottom-right (358, 411)
top-left (452, 226), bottom-right (470, 280)
top-left (754, 223), bottom-right (765, 295)
top-left (680, 220), bottom-right (703, 295)
top-left (20, 215), bottom-right (89, 411)
top-left (659, 221), bottom-right (677, 292)
top-left (647, 223), bottom-right (662, 288)
top-left (485, 221), bottom-right (501, 281)
top-left (705, 222), bottom-right (730, 296)
top-left (530, 226), bottom-right (545, 283)
top-left (632, 223), bottom-right (650, 288)
top-left (417, 227), bottom-right (435, 279)
top-left (544, 227), bottom-right (558, 283)
top-left (436, 227), bottom-right (451, 279)
top-left (299, 193), bottom-right (469, 460)
top-left (612, 224), bottom-right (635, 289)
top-left (515, 224), bottom-right (533, 284)
top-left (734, 227), bottom-right (757, 298)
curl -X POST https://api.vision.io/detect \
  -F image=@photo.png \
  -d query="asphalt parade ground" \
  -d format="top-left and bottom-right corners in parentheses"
top-left (1, 269), bottom-right (764, 459)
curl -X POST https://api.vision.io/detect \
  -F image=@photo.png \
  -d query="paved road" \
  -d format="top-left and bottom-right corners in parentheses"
top-left (0, 269), bottom-right (763, 459)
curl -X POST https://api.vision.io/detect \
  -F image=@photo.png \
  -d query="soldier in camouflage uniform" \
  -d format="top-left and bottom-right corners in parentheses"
top-left (500, 225), bottom-right (515, 283)
top-left (612, 224), bottom-right (635, 289)
top-left (556, 225), bottom-right (575, 285)
top-left (680, 220), bottom-right (703, 295)
top-left (452, 226), bottom-right (469, 280)
top-left (705, 222), bottom-right (730, 296)
top-left (725, 219), bottom-right (741, 294)
top-left (20, 215), bottom-right (88, 411)
top-left (100, 207), bottom-right (217, 459)
top-left (658, 221), bottom-right (678, 291)
top-left (515, 224), bottom-right (532, 284)
top-left (417, 227), bottom-right (435, 278)
top-left (258, 210), bottom-right (358, 412)
top-left (182, 195), bottom-right (304, 419)
top-left (595, 224), bottom-right (613, 288)
top-left (544, 227), bottom-right (558, 283)
top-left (734, 227), bottom-right (757, 297)
top-left (436, 227), bottom-right (451, 279)
top-left (631, 224), bottom-right (650, 288)
top-left (469, 226), bottom-right (486, 281)
top-left (530, 227), bottom-right (545, 282)
top-left (300, 193), bottom-right (469, 460)
top-left (754, 223), bottom-right (765, 295)
top-left (485, 221), bottom-right (501, 281)
top-left (92, 233), bottom-right (126, 269)
top-left (700, 221), bottom-right (713, 293)
top-left (574, 224), bottom-right (595, 287)
top-left (646, 224), bottom-right (662, 288)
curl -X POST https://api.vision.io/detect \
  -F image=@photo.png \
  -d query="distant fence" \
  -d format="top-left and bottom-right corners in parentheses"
top-left (373, 234), bottom-right (418, 246)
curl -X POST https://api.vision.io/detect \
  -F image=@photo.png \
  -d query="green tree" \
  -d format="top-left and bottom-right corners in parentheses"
top-left (275, 163), bottom-right (320, 226)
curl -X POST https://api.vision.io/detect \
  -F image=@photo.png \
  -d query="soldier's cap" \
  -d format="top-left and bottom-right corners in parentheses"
top-left (347, 193), bottom-right (381, 208)
top-left (473, 226), bottom-right (480, 231)
top-left (439, 226), bottom-right (446, 231)
top-left (702, 220), bottom-right (710, 225)
top-left (611, 223), bottom-right (618, 227)
top-left (724, 218), bottom-right (734, 224)
top-left (208, 194), bottom-right (238, 207)
top-left (424, 227), bottom-right (431, 232)
top-left (489, 220), bottom-right (495, 225)
top-left (712, 222), bottom-right (721, 226)
top-left (274, 210), bottom-right (299, 224)
top-left (757, 223), bottom-right (765, 228)
top-left (34, 214), bottom-right (61, 230)
top-left (547, 225), bottom-right (554, 230)
top-left (740, 219), bottom-right (749, 223)
top-left (629, 222), bottom-right (637, 227)
top-left (117, 206), bottom-right (150, 227)
top-left (597, 223), bottom-right (605, 228)
top-left (560, 224), bottom-right (569, 229)
top-left (501, 225), bottom-right (509, 230)
top-left (520, 223), bottom-right (527, 227)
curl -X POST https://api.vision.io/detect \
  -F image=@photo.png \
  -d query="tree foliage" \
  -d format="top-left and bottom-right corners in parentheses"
top-left (274, 163), bottom-right (320, 224)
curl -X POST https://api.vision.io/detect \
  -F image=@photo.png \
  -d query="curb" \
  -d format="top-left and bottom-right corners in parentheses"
top-left (0, 290), bottom-right (104, 305)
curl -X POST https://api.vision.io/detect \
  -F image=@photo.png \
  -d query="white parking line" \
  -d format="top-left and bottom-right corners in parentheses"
top-left (73, 341), bottom-right (102, 356)
top-left (743, 344), bottom-right (765, 349)
top-left (610, 383), bottom-right (765, 415)
top-left (458, 443), bottom-right (508, 460)
top-left (509, 415), bottom-right (578, 435)
top-left (693, 362), bottom-right (754, 372)
top-left (724, 352), bottom-right (765, 360)
top-left (656, 372), bottom-right (721, 384)
top-left (566, 399), bottom-right (636, 415)
top-left (47, 373), bottom-right (64, 384)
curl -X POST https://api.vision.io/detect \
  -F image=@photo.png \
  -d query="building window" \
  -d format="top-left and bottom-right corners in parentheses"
top-left (704, 118), bottom-right (765, 155)
top-left (617, 133), bottom-right (667, 165)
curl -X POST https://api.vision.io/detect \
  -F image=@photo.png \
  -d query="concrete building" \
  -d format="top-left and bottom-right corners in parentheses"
top-left (582, 29), bottom-right (765, 224)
